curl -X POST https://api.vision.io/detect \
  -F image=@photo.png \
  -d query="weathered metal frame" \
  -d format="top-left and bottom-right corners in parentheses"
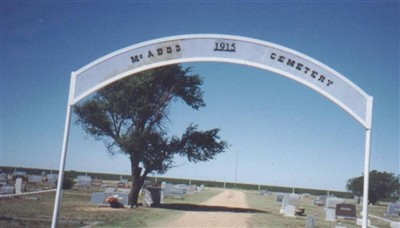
top-left (51, 34), bottom-right (373, 227)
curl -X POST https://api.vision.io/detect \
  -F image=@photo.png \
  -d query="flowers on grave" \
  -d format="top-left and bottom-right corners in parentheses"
top-left (106, 195), bottom-right (123, 208)
top-left (106, 195), bottom-right (119, 204)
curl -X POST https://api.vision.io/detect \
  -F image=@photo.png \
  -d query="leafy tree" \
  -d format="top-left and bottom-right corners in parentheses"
top-left (346, 170), bottom-right (400, 204)
top-left (74, 64), bottom-right (228, 207)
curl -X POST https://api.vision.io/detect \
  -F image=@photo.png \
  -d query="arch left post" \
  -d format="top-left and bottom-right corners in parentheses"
top-left (51, 72), bottom-right (76, 228)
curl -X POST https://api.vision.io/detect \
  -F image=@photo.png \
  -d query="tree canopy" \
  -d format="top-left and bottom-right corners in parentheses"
top-left (74, 64), bottom-right (228, 206)
top-left (346, 170), bottom-right (400, 205)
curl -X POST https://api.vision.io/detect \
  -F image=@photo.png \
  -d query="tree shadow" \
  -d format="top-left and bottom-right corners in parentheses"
top-left (154, 203), bottom-right (269, 214)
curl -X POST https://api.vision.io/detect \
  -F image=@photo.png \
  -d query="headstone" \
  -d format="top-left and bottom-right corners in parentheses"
top-left (0, 185), bottom-right (15, 195)
top-left (280, 195), bottom-right (289, 214)
top-left (15, 177), bottom-right (23, 194)
top-left (105, 187), bottom-right (116, 193)
top-left (91, 190), bottom-right (129, 206)
top-left (302, 193), bottom-right (311, 199)
top-left (326, 198), bottom-right (344, 209)
top-left (314, 195), bottom-right (328, 206)
top-left (118, 179), bottom-right (128, 187)
top-left (146, 186), bottom-right (161, 206)
top-left (289, 194), bottom-right (300, 205)
top-left (46, 174), bottom-right (58, 184)
top-left (91, 192), bottom-right (106, 204)
top-left (77, 175), bottom-right (92, 187)
top-left (325, 208), bottom-right (336, 221)
top-left (28, 175), bottom-right (43, 183)
top-left (0, 173), bottom-right (7, 182)
top-left (143, 189), bottom-right (153, 207)
top-left (0, 173), bottom-right (7, 186)
top-left (306, 215), bottom-right (317, 228)
top-left (163, 183), bottom-right (186, 198)
top-left (336, 204), bottom-right (356, 219)
top-left (277, 194), bottom-right (285, 202)
top-left (13, 171), bottom-right (26, 178)
top-left (284, 204), bottom-right (296, 217)
top-left (91, 178), bottom-right (102, 186)
top-left (387, 202), bottom-right (400, 216)
top-left (176, 184), bottom-right (196, 194)
top-left (391, 221), bottom-right (400, 228)
top-left (196, 185), bottom-right (205, 192)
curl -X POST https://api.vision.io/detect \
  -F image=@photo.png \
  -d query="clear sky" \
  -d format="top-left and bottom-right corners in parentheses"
top-left (1, 1), bottom-right (399, 191)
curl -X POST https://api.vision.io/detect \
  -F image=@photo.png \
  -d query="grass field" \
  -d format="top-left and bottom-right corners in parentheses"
top-left (0, 184), bottom-right (222, 227)
top-left (244, 190), bottom-right (400, 228)
top-left (0, 183), bottom-right (398, 227)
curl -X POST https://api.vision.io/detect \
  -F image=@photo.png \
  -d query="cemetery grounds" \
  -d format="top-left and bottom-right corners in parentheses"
top-left (0, 180), bottom-right (399, 227)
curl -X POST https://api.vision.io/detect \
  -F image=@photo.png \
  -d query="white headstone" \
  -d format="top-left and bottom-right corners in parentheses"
top-left (387, 202), bottom-right (400, 216)
top-left (105, 187), bottom-right (115, 193)
top-left (325, 208), bottom-right (336, 221)
top-left (284, 204), bottom-right (296, 217)
top-left (28, 175), bottom-right (43, 183)
top-left (280, 195), bottom-right (289, 214)
top-left (0, 173), bottom-right (7, 182)
top-left (326, 198), bottom-right (344, 209)
top-left (390, 221), bottom-right (400, 228)
top-left (15, 177), bottom-right (23, 194)
top-left (306, 215), bottom-right (316, 228)
top-left (143, 189), bottom-right (153, 207)
top-left (289, 194), bottom-right (300, 205)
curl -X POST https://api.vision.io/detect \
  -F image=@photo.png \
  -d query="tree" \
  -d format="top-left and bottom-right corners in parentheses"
top-left (74, 64), bottom-right (228, 207)
top-left (346, 170), bottom-right (400, 205)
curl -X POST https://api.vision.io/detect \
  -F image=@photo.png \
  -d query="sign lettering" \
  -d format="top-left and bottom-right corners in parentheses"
top-left (72, 34), bottom-right (372, 129)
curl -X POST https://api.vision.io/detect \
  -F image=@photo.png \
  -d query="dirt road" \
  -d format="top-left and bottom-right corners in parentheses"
top-left (162, 189), bottom-right (252, 227)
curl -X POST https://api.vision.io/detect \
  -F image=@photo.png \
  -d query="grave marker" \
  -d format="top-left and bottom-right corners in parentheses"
top-left (76, 175), bottom-right (92, 187)
top-left (281, 194), bottom-right (300, 216)
top-left (284, 205), bottom-right (296, 217)
top-left (336, 203), bottom-right (356, 219)
top-left (325, 208), bottom-right (336, 221)
top-left (306, 215), bottom-right (317, 228)
top-left (15, 177), bottom-right (23, 194)
top-left (28, 175), bottom-right (44, 183)
top-left (325, 198), bottom-right (344, 222)
top-left (387, 202), bottom-right (400, 216)
top-left (0, 173), bottom-right (7, 184)
top-left (0, 185), bottom-right (15, 195)
top-left (277, 194), bottom-right (285, 202)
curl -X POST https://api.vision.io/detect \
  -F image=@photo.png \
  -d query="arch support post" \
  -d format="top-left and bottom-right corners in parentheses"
top-left (361, 128), bottom-right (372, 228)
top-left (51, 73), bottom-right (75, 228)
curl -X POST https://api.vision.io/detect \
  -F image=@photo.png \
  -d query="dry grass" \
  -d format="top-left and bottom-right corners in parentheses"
top-left (244, 190), bottom-right (399, 228)
top-left (1, 185), bottom-right (398, 227)
top-left (0, 185), bottom-right (222, 227)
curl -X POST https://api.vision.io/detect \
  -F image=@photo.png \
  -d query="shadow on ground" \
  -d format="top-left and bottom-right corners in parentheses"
top-left (155, 204), bottom-right (269, 214)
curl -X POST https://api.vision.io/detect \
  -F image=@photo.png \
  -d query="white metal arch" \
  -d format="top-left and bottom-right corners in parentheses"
top-left (52, 34), bottom-right (373, 227)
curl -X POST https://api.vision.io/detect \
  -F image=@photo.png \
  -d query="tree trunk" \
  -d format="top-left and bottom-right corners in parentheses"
top-left (129, 164), bottom-right (142, 208)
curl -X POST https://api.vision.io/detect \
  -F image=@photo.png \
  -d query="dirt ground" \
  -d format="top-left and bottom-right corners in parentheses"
top-left (160, 189), bottom-right (252, 227)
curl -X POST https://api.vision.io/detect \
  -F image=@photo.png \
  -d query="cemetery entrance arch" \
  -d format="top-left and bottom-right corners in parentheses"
top-left (52, 34), bottom-right (373, 227)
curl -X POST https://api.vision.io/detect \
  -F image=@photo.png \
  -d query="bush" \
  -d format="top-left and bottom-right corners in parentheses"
top-left (63, 178), bottom-right (74, 189)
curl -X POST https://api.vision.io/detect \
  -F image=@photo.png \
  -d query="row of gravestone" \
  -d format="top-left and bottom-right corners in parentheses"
top-left (276, 193), bottom-right (358, 221)
top-left (0, 173), bottom-right (58, 184)
top-left (90, 182), bottom-right (205, 207)
top-left (0, 177), bottom-right (25, 195)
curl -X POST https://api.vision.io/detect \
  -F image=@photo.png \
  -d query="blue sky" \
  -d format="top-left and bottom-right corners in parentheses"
top-left (1, 2), bottom-right (399, 191)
